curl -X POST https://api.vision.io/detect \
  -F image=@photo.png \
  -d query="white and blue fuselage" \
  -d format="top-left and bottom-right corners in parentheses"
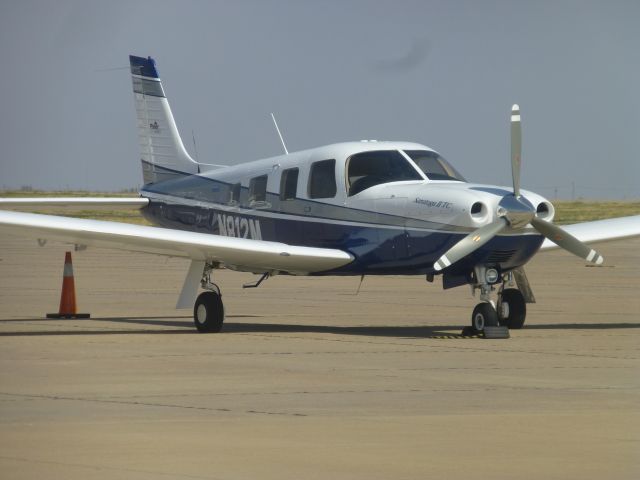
top-left (139, 140), bottom-right (551, 284)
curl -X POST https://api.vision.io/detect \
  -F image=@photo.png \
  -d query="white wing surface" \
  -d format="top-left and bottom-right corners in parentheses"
top-left (0, 197), bottom-right (149, 210)
top-left (0, 210), bottom-right (353, 274)
top-left (539, 215), bottom-right (640, 251)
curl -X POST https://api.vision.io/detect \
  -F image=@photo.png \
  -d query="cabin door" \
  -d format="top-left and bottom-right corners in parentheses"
top-left (374, 193), bottom-right (409, 262)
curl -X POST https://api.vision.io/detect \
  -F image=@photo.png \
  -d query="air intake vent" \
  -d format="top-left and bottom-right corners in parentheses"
top-left (486, 249), bottom-right (517, 263)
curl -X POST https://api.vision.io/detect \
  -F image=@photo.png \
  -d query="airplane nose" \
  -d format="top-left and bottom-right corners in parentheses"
top-left (497, 194), bottom-right (535, 228)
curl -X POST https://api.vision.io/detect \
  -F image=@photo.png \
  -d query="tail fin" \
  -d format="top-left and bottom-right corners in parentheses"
top-left (129, 55), bottom-right (199, 184)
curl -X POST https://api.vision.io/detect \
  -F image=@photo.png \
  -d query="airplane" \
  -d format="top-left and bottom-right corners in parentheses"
top-left (1, 55), bottom-right (639, 335)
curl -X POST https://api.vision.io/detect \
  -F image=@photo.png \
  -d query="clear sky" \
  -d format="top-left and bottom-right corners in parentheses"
top-left (0, 0), bottom-right (638, 199)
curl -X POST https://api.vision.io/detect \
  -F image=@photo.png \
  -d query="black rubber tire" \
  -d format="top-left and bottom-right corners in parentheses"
top-left (471, 302), bottom-right (499, 332)
top-left (193, 291), bottom-right (225, 333)
top-left (499, 288), bottom-right (526, 329)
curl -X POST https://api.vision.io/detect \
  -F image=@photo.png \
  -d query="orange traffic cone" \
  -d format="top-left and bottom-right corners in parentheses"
top-left (46, 252), bottom-right (90, 319)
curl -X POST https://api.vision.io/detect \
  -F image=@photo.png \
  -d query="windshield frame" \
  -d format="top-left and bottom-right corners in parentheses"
top-left (402, 149), bottom-right (466, 182)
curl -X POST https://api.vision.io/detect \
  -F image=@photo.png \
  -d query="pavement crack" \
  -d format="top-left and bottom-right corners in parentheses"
top-left (0, 392), bottom-right (306, 417)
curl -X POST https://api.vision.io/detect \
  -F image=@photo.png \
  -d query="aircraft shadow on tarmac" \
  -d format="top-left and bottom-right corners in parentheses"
top-left (0, 316), bottom-right (638, 337)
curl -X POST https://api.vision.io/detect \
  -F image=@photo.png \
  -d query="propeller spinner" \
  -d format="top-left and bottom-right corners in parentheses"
top-left (433, 104), bottom-right (604, 271)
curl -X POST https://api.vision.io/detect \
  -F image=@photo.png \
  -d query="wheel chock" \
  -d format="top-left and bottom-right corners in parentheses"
top-left (483, 326), bottom-right (510, 339)
top-left (46, 251), bottom-right (90, 319)
top-left (460, 326), bottom-right (478, 337)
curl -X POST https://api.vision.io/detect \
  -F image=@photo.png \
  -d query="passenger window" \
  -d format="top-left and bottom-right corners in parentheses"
top-left (308, 159), bottom-right (337, 199)
top-left (248, 175), bottom-right (268, 204)
top-left (347, 150), bottom-right (422, 196)
top-left (280, 168), bottom-right (299, 201)
top-left (229, 182), bottom-right (241, 205)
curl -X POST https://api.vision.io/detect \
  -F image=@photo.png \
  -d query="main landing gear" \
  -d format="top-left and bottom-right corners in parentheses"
top-left (190, 263), bottom-right (273, 333)
top-left (463, 266), bottom-right (532, 337)
top-left (193, 263), bottom-right (224, 333)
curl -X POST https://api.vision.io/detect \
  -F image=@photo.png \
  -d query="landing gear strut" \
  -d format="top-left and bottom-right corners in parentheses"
top-left (193, 262), bottom-right (224, 333)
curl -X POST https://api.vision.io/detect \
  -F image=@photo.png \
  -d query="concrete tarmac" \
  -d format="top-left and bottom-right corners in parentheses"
top-left (0, 234), bottom-right (638, 479)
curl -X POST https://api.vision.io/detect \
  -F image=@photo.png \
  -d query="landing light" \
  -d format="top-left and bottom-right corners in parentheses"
top-left (485, 268), bottom-right (500, 284)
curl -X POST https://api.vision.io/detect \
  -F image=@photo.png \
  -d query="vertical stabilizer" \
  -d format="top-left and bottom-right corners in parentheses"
top-left (129, 55), bottom-right (198, 184)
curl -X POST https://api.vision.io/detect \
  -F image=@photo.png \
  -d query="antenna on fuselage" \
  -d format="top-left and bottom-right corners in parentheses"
top-left (191, 129), bottom-right (200, 162)
top-left (191, 129), bottom-right (201, 173)
top-left (270, 112), bottom-right (289, 155)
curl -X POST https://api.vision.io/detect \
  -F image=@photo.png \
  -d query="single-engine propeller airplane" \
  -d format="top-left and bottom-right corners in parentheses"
top-left (1, 55), bottom-right (639, 334)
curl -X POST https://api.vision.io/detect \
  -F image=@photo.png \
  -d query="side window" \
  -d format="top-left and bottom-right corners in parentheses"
top-left (280, 168), bottom-right (299, 201)
top-left (248, 175), bottom-right (268, 205)
top-left (308, 159), bottom-right (336, 199)
top-left (229, 182), bottom-right (241, 205)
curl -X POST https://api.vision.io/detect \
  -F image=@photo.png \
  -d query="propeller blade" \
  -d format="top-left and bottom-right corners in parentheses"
top-left (531, 217), bottom-right (604, 265)
top-left (511, 104), bottom-right (521, 197)
top-left (433, 218), bottom-right (508, 271)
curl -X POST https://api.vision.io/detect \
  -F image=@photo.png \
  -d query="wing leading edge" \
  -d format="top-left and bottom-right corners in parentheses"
top-left (0, 210), bottom-right (354, 274)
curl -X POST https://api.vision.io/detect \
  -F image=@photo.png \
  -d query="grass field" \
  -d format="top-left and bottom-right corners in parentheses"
top-left (1, 190), bottom-right (639, 225)
top-left (549, 201), bottom-right (640, 224)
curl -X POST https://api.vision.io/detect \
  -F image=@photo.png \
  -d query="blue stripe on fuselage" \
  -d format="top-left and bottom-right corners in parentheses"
top-left (141, 195), bottom-right (544, 276)
top-left (139, 164), bottom-right (543, 275)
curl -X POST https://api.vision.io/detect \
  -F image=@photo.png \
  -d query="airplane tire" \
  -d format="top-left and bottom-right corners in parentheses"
top-left (499, 288), bottom-right (526, 329)
top-left (194, 291), bottom-right (224, 333)
top-left (471, 302), bottom-right (499, 332)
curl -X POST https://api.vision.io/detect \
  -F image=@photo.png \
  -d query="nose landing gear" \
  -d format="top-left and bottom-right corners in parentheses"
top-left (463, 266), bottom-right (529, 338)
top-left (471, 302), bottom-right (499, 332)
top-left (497, 288), bottom-right (526, 329)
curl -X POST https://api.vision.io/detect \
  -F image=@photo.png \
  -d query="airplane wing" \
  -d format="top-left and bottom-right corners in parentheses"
top-left (0, 210), bottom-right (354, 274)
top-left (0, 197), bottom-right (149, 210)
top-left (539, 215), bottom-right (640, 251)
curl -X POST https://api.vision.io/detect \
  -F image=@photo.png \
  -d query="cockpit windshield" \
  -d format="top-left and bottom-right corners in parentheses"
top-left (347, 150), bottom-right (423, 196)
top-left (404, 150), bottom-right (466, 182)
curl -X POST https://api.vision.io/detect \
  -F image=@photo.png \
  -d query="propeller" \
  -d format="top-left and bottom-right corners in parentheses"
top-left (433, 104), bottom-right (604, 272)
